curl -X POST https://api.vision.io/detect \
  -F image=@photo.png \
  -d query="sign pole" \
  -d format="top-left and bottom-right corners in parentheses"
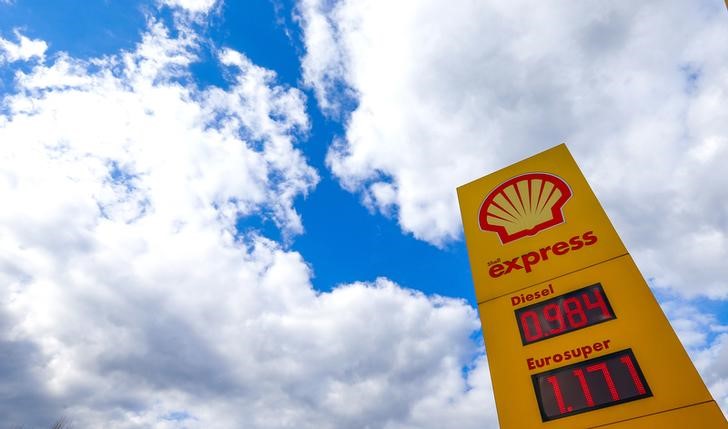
top-left (457, 144), bottom-right (727, 428)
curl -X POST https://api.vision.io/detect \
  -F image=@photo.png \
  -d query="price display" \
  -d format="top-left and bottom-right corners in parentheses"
top-left (532, 349), bottom-right (652, 421)
top-left (515, 283), bottom-right (615, 345)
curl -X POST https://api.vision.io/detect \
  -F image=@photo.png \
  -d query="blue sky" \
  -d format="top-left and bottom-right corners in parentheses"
top-left (0, 0), bottom-right (727, 427)
top-left (0, 0), bottom-right (475, 297)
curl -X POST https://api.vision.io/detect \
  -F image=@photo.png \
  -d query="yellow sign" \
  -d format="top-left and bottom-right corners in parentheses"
top-left (458, 145), bottom-right (627, 303)
top-left (457, 144), bottom-right (727, 428)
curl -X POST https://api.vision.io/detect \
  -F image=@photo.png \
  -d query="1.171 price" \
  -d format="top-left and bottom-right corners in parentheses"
top-left (533, 349), bottom-right (652, 421)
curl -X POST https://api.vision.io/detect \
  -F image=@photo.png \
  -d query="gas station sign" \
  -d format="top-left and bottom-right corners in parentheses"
top-left (457, 144), bottom-right (727, 428)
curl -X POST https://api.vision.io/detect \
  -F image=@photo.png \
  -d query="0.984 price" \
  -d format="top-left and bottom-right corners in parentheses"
top-left (515, 283), bottom-right (615, 345)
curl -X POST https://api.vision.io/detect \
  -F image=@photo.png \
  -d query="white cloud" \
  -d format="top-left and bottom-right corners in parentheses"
top-left (662, 298), bottom-right (728, 417)
top-left (0, 30), bottom-right (47, 63)
top-left (0, 17), bottom-right (496, 429)
top-left (159, 0), bottom-right (219, 15)
top-left (697, 334), bottom-right (728, 417)
top-left (298, 0), bottom-right (728, 300)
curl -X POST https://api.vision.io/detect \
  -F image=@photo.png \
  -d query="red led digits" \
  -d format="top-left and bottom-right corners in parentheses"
top-left (582, 288), bottom-right (610, 318)
top-left (520, 311), bottom-right (543, 342)
top-left (543, 303), bottom-right (566, 335)
top-left (563, 297), bottom-right (588, 328)
top-left (517, 285), bottom-right (648, 421)
top-left (546, 376), bottom-right (567, 414)
top-left (572, 369), bottom-right (595, 407)
top-left (515, 283), bottom-right (616, 345)
top-left (619, 355), bottom-right (647, 395)
top-left (587, 362), bottom-right (619, 401)
top-left (533, 349), bottom-right (652, 421)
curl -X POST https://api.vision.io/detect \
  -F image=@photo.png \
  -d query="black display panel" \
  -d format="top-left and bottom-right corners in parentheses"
top-left (532, 349), bottom-right (652, 421)
top-left (515, 283), bottom-right (615, 345)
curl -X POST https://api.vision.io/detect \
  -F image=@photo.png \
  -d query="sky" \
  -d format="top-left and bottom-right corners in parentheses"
top-left (0, 0), bottom-right (726, 427)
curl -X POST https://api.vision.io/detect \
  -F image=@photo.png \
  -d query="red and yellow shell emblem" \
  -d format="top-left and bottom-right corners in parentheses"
top-left (479, 173), bottom-right (572, 244)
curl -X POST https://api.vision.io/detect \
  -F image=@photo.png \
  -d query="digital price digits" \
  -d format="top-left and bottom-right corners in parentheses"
top-left (532, 349), bottom-right (652, 421)
top-left (515, 283), bottom-right (615, 345)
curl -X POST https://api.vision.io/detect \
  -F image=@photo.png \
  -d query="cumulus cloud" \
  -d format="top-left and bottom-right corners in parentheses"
top-left (0, 30), bottom-right (47, 63)
top-left (0, 15), bottom-right (495, 429)
top-left (662, 298), bottom-right (728, 415)
top-left (697, 334), bottom-right (728, 415)
top-left (159, 0), bottom-right (220, 15)
top-left (298, 0), bottom-right (728, 300)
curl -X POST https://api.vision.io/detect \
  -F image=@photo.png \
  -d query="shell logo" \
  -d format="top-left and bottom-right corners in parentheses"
top-left (479, 173), bottom-right (572, 244)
